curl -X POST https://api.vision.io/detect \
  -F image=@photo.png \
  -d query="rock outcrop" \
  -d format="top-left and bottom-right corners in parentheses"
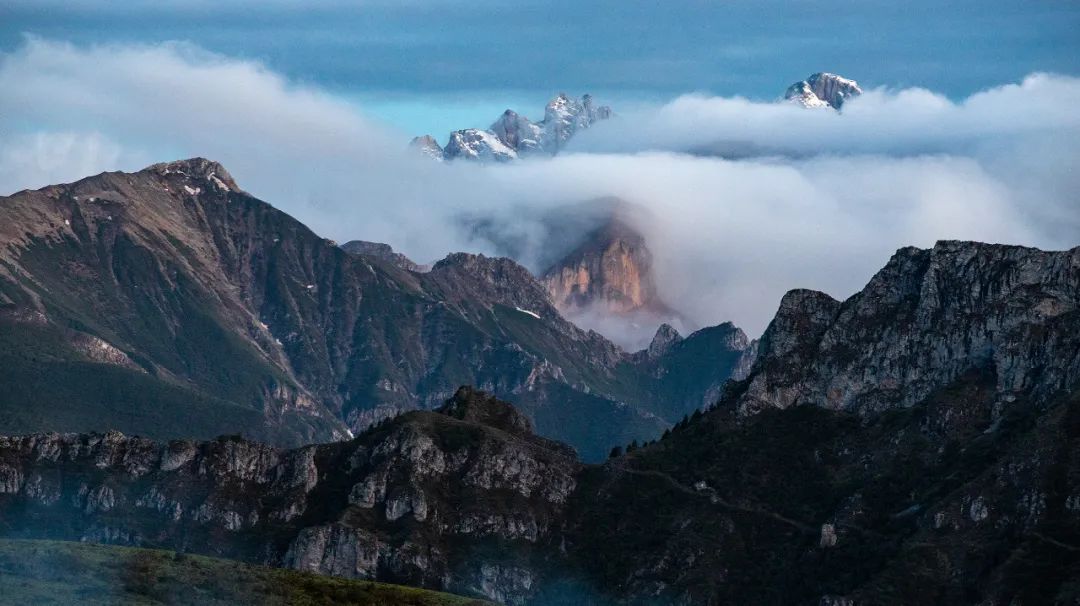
top-left (535, 198), bottom-right (695, 350)
top-left (408, 135), bottom-right (445, 162)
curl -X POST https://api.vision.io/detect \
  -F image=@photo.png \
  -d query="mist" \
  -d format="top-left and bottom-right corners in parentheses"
top-left (1, 37), bottom-right (1077, 343)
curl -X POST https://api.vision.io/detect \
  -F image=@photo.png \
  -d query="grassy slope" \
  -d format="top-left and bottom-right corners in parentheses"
top-left (0, 540), bottom-right (491, 606)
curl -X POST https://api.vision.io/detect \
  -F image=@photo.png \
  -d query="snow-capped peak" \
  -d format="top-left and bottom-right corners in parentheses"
top-left (784, 72), bottom-right (862, 110)
top-left (412, 92), bottom-right (612, 162)
top-left (443, 129), bottom-right (518, 162)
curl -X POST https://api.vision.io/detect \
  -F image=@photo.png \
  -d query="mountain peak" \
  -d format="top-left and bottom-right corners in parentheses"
top-left (144, 157), bottom-right (240, 191)
top-left (784, 72), bottom-right (862, 109)
top-left (646, 323), bottom-right (683, 359)
top-left (436, 386), bottom-right (535, 437)
top-left (416, 92), bottom-right (611, 161)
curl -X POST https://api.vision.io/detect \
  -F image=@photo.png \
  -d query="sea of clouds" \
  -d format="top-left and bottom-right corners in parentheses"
top-left (2, 37), bottom-right (1077, 345)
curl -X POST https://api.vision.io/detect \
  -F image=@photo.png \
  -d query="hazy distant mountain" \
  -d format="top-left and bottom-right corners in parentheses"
top-left (413, 93), bottom-right (612, 162)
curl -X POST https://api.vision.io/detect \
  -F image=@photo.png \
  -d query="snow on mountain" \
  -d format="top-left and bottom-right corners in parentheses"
top-left (443, 128), bottom-right (518, 162)
top-left (784, 72), bottom-right (863, 109)
top-left (490, 109), bottom-right (544, 155)
top-left (414, 93), bottom-right (612, 162)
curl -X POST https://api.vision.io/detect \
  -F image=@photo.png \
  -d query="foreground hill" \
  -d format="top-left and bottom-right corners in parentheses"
top-left (0, 158), bottom-right (750, 460)
top-left (0, 539), bottom-right (489, 605)
top-left (1, 241), bottom-right (1076, 604)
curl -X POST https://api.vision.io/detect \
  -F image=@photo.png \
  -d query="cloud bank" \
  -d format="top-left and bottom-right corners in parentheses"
top-left (1, 38), bottom-right (1077, 345)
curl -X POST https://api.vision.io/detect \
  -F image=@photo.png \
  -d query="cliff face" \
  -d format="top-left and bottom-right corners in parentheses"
top-left (0, 160), bottom-right (748, 461)
top-left (740, 241), bottom-right (1080, 416)
top-left (536, 199), bottom-right (697, 350)
top-left (542, 216), bottom-right (659, 315)
top-left (0, 388), bottom-right (579, 605)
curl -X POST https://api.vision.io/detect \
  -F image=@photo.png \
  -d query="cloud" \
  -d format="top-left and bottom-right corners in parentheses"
top-left (1, 38), bottom-right (1077, 347)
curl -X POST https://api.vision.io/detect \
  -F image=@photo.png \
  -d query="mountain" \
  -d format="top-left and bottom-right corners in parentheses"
top-left (785, 72), bottom-right (863, 109)
top-left (538, 200), bottom-right (693, 348)
top-left (541, 202), bottom-right (664, 316)
top-left (565, 240), bottom-right (1080, 604)
top-left (464, 197), bottom-right (695, 350)
top-left (0, 159), bottom-right (749, 461)
top-left (415, 93), bottom-right (612, 162)
top-left (3, 241), bottom-right (1074, 604)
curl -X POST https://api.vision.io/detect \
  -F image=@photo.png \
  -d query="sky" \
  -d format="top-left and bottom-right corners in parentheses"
top-left (1, 2), bottom-right (1078, 347)
top-left (3, 0), bottom-right (1080, 135)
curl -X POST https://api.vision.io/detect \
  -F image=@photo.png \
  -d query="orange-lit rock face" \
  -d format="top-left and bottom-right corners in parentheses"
top-left (541, 218), bottom-right (662, 315)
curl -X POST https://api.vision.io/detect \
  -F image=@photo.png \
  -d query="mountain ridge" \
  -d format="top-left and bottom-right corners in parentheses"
top-left (412, 93), bottom-right (612, 162)
top-left (1, 238), bottom-right (1075, 604)
top-left (0, 159), bottom-right (750, 461)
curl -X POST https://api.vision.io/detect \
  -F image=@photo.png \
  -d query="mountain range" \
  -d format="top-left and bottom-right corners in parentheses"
top-left (0, 159), bottom-right (750, 462)
top-left (411, 93), bottom-right (612, 162)
top-left (1, 238), bottom-right (1075, 604)
top-left (0, 71), bottom-right (1074, 606)
top-left (413, 73), bottom-right (862, 166)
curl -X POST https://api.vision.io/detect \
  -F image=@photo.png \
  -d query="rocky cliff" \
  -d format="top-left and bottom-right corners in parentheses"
top-left (739, 241), bottom-right (1080, 417)
top-left (0, 387), bottom-right (579, 605)
top-left (536, 198), bottom-right (694, 350)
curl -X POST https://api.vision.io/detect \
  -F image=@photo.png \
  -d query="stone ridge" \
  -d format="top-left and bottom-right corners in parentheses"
top-left (739, 240), bottom-right (1080, 416)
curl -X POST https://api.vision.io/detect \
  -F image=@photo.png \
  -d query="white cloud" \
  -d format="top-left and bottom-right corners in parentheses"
top-left (1, 38), bottom-right (1076, 346)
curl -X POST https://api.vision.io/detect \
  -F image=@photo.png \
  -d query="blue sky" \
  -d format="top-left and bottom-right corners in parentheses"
top-left (3, 0), bottom-right (1079, 136)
